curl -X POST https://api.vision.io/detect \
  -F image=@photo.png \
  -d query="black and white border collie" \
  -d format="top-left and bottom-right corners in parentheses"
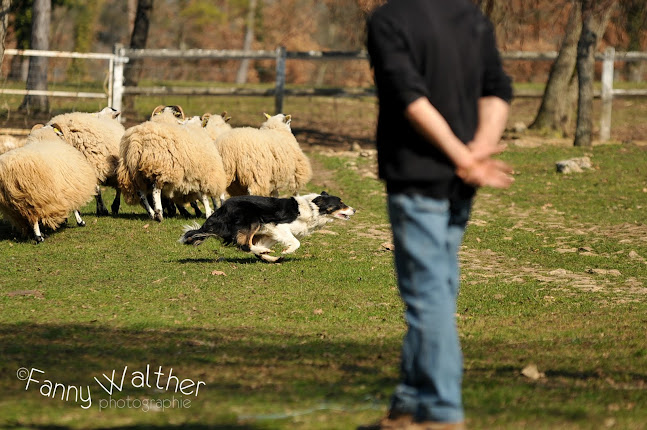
top-left (179, 192), bottom-right (355, 262)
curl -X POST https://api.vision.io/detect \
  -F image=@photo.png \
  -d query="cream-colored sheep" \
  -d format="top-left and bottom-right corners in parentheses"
top-left (0, 124), bottom-right (97, 242)
top-left (47, 108), bottom-right (125, 216)
top-left (0, 135), bottom-right (27, 155)
top-left (214, 113), bottom-right (312, 198)
top-left (116, 106), bottom-right (227, 222)
top-left (201, 112), bottom-right (232, 142)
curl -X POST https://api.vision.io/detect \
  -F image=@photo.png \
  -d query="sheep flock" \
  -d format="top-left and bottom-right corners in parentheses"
top-left (0, 105), bottom-right (313, 243)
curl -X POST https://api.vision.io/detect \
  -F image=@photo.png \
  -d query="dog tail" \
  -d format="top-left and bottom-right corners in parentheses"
top-left (178, 222), bottom-right (215, 246)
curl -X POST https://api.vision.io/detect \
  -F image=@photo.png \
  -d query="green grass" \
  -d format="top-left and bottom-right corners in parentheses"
top-left (1, 129), bottom-right (647, 428)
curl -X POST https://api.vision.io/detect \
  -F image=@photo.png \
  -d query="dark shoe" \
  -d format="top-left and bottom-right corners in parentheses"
top-left (357, 411), bottom-right (416, 430)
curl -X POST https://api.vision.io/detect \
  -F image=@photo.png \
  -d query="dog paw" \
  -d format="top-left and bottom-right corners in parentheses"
top-left (257, 254), bottom-right (283, 263)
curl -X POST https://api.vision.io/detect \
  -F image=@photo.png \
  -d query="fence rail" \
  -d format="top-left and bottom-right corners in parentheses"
top-left (0, 48), bottom-right (115, 101)
top-left (1, 46), bottom-right (646, 140)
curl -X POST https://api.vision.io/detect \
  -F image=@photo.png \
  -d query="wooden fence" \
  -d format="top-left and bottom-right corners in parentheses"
top-left (2, 45), bottom-right (647, 140)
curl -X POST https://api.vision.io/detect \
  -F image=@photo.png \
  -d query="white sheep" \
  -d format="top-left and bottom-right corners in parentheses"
top-left (116, 105), bottom-right (227, 222)
top-left (0, 134), bottom-right (27, 155)
top-left (47, 108), bottom-right (125, 216)
top-left (214, 113), bottom-right (312, 198)
top-left (201, 111), bottom-right (233, 142)
top-left (0, 124), bottom-right (97, 242)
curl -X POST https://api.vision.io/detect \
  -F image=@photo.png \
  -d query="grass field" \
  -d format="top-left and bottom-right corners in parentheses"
top-left (1, 90), bottom-right (647, 429)
top-left (1, 132), bottom-right (646, 429)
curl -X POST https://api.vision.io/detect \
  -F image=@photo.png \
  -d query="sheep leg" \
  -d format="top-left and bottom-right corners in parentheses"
top-left (190, 201), bottom-right (203, 218)
top-left (110, 189), bottom-right (121, 215)
top-left (176, 204), bottom-right (192, 218)
top-left (33, 221), bottom-right (44, 243)
top-left (95, 185), bottom-right (109, 216)
top-left (162, 197), bottom-right (176, 218)
top-left (138, 190), bottom-right (156, 220)
top-left (152, 185), bottom-right (164, 222)
top-left (73, 210), bottom-right (86, 227)
top-left (200, 194), bottom-right (213, 218)
top-left (211, 196), bottom-right (221, 210)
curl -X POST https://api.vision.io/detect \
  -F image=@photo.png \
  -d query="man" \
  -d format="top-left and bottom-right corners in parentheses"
top-left (363, 0), bottom-right (514, 429)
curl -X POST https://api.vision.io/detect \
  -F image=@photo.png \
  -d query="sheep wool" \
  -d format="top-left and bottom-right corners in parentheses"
top-left (0, 135), bottom-right (27, 155)
top-left (0, 125), bottom-right (97, 240)
top-left (214, 113), bottom-right (312, 197)
top-left (48, 110), bottom-right (125, 185)
top-left (201, 112), bottom-right (233, 142)
top-left (117, 106), bottom-right (227, 221)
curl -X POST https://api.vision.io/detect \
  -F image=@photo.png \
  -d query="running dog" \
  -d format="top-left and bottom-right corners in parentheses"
top-left (179, 192), bottom-right (355, 262)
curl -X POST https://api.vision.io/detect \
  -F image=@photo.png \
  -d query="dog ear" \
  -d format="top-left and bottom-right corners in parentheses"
top-left (320, 191), bottom-right (329, 196)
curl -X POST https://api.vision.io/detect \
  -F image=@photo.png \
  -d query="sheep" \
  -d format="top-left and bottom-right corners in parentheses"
top-left (116, 105), bottom-right (227, 222)
top-left (0, 124), bottom-right (97, 242)
top-left (214, 113), bottom-right (312, 198)
top-left (0, 134), bottom-right (27, 155)
top-left (201, 111), bottom-right (232, 142)
top-left (46, 108), bottom-right (125, 216)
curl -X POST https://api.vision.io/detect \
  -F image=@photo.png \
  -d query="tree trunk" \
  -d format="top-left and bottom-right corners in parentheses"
top-left (0, 0), bottom-right (10, 68)
top-left (235, 0), bottom-right (258, 84)
top-left (122, 0), bottom-right (153, 114)
top-left (621, 0), bottom-right (647, 82)
top-left (19, 0), bottom-right (50, 114)
top-left (68, 1), bottom-right (102, 81)
top-left (574, 0), bottom-right (617, 147)
top-left (529, 2), bottom-right (581, 134)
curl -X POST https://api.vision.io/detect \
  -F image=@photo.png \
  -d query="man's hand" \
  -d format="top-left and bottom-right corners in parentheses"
top-left (467, 138), bottom-right (508, 161)
top-left (456, 158), bottom-right (514, 189)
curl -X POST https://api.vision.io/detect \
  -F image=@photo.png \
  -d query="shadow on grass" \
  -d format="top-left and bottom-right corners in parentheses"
top-left (1, 323), bottom-right (398, 428)
top-left (176, 256), bottom-right (306, 265)
top-left (2, 425), bottom-right (256, 430)
top-left (1, 425), bottom-right (256, 430)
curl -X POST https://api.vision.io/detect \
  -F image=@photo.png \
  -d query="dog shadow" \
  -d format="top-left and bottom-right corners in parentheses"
top-left (176, 256), bottom-right (303, 265)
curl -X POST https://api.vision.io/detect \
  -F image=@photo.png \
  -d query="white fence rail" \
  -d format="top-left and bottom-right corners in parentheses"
top-left (2, 46), bottom-right (647, 140)
top-left (0, 48), bottom-right (115, 100)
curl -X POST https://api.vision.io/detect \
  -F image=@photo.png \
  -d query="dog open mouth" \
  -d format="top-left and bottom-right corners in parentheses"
top-left (333, 208), bottom-right (355, 220)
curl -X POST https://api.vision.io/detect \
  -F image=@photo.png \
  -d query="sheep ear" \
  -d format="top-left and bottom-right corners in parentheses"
top-left (51, 123), bottom-right (65, 138)
top-left (220, 111), bottom-right (227, 118)
top-left (31, 124), bottom-right (44, 132)
top-left (201, 113), bottom-right (211, 128)
top-left (172, 105), bottom-right (185, 120)
top-left (152, 105), bottom-right (165, 116)
top-left (263, 112), bottom-right (272, 119)
top-left (284, 114), bottom-right (291, 124)
top-left (112, 110), bottom-right (121, 120)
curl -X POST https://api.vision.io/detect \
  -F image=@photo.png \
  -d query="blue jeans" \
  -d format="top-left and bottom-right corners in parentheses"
top-left (387, 193), bottom-right (472, 423)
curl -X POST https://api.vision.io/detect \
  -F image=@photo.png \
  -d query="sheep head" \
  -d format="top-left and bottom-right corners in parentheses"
top-left (151, 105), bottom-right (186, 123)
top-left (261, 113), bottom-right (292, 131)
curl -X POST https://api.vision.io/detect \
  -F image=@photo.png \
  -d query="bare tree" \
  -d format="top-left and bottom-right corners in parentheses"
top-left (619, 0), bottom-right (647, 81)
top-left (19, 0), bottom-right (50, 114)
top-left (574, 0), bottom-right (617, 147)
top-left (122, 0), bottom-right (152, 114)
top-left (530, 2), bottom-right (581, 134)
top-left (0, 0), bottom-right (10, 68)
top-left (236, 0), bottom-right (258, 84)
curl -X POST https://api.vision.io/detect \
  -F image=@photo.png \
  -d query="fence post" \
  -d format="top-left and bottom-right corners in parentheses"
top-left (111, 44), bottom-right (127, 119)
top-left (274, 46), bottom-right (286, 114)
top-left (600, 46), bottom-right (615, 141)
